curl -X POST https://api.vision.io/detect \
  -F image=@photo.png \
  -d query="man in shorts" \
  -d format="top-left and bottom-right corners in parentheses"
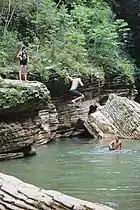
top-left (17, 46), bottom-right (29, 81)
top-left (67, 74), bottom-right (84, 103)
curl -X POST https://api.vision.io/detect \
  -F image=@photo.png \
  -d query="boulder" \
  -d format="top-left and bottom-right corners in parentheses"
top-left (84, 94), bottom-right (140, 139)
top-left (0, 173), bottom-right (115, 210)
top-left (0, 79), bottom-right (59, 159)
top-left (48, 73), bottom-right (137, 138)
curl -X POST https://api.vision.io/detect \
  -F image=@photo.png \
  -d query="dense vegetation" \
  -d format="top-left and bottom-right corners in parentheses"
top-left (107, 0), bottom-right (140, 100)
top-left (0, 0), bottom-right (136, 82)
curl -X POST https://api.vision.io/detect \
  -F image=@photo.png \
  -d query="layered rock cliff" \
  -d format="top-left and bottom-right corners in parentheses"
top-left (84, 94), bottom-right (140, 139)
top-left (47, 74), bottom-right (137, 138)
top-left (0, 70), bottom-right (137, 160)
top-left (0, 79), bottom-right (58, 160)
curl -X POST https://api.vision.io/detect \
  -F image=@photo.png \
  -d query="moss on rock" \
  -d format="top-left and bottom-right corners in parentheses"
top-left (0, 79), bottom-right (50, 114)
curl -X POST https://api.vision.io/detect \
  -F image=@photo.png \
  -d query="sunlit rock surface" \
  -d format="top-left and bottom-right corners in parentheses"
top-left (84, 94), bottom-right (140, 139)
top-left (0, 173), bottom-right (115, 210)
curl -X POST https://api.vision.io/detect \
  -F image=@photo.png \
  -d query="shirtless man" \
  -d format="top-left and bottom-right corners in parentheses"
top-left (67, 74), bottom-right (84, 103)
top-left (108, 136), bottom-right (122, 151)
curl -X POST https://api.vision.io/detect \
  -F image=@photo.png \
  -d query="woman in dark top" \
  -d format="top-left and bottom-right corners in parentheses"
top-left (17, 46), bottom-right (29, 81)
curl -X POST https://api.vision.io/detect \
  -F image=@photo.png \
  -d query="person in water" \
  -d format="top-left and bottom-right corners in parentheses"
top-left (67, 74), bottom-right (84, 103)
top-left (17, 46), bottom-right (29, 81)
top-left (108, 136), bottom-right (122, 151)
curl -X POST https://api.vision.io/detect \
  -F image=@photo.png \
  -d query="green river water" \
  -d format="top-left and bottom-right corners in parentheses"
top-left (0, 138), bottom-right (140, 210)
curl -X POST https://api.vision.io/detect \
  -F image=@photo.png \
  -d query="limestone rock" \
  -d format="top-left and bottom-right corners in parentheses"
top-left (85, 94), bottom-right (140, 139)
top-left (0, 79), bottom-right (50, 113)
top-left (0, 173), bottom-right (115, 210)
top-left (0, 79), bottom-right (59, 159)
top-left (52, 74), bottom-right (137, 138)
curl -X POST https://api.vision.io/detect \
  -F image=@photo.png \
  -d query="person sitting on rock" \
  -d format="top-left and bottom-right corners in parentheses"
top-left (108, 136), bottom-right (122, 151)
top-left (67, 74), bottom-right (84, 104)
top-left (88, 105), bottom-right (98, 116)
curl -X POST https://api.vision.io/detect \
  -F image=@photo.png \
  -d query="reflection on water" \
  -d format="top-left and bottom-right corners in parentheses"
top-left (0, 138), bottom-right (140, 210)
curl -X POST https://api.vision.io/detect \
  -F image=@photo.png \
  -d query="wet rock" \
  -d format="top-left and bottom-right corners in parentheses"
top-left (0, 173), bottom-right (115, 210)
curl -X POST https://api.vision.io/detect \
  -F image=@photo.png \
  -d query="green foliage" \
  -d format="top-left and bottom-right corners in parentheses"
top-left (70, 3), bottom-right (134, 80)
top-left (0, 0), bottom-right (136, 82)
top-left (0, 81), bottom-right (49, 109)
top-left (0, 32), bottom-right (21, 66)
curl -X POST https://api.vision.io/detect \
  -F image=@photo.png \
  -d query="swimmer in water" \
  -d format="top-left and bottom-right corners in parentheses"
top-left (108, 136), bottom-right (122, 151)
top-left (67, 74), bottom-right (84, 103)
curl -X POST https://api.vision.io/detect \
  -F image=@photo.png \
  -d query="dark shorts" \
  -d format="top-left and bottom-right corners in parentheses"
top-left (109, 148), bottom-right (116, 151)
top-left (70, 89), bottom-right (82, 97)
top-left (20, 59), bottom-right (27, 66)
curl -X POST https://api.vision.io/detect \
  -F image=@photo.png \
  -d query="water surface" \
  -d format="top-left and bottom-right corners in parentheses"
top-left (0, 138), bottom-right (140, 210)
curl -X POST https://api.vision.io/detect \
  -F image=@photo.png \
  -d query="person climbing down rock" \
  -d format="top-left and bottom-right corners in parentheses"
top-left (17, 46), bottom-right (29, 81)
top-left (67, 74), bottom-right (84, 103)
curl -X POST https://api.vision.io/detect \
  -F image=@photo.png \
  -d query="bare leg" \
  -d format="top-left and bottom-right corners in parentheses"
top-left (19, 65), bottom-right (23, 81)
top-left (72, 94), bottom-right (84, 103)
top-left (23, 65), bottom-right (27, 81)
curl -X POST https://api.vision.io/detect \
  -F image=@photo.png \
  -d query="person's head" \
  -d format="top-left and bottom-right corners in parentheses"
top-left (72, 72), bottom-right (81, 79)
top-left (22, 46), bottom-right (26, 52)
top-left (115, 136), bottom-right (119, 142)
top-left (88, 104), bottom-right (98, 115)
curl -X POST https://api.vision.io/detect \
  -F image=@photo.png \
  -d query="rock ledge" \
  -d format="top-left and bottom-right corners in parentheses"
top-left (0, 173), bottom-right (115, 210)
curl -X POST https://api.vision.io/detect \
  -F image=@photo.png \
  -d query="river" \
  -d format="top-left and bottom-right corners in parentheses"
top-left (0, 138), bottom-right (140, 210)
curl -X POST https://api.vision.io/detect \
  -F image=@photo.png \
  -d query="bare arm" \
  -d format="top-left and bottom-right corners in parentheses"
top-left (17, 51), bottom-right (22, 60)
top-left (79, 78), bottom-right (83, 86)
top-left (108, 141), bottom-right (114, 148)
top-left (119, 142), bottom-right (122, 150)
top-left (67, 74), bottom-right (73, 81)
top-left (27, 55), bottom-right (29, 63)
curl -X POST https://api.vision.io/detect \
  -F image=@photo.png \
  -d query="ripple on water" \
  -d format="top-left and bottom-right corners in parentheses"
top-left (0, 139), bottom-right (140, 210)
top-left (67, 147), bottom-right (137, 156)
top-left (91, 147), bottom-right (137, 155)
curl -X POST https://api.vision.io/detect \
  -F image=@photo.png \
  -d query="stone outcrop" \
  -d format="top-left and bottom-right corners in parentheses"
top-left (0, 71), bottom-right (137, 159)
top-left (48, 74), bottom-right (137, 138)
top-left (84, 94), bottom-right (140, 139)
top-left (0, 79), bottom-right (59, 160)
top-left (0, 173), bottom-right (115, 210)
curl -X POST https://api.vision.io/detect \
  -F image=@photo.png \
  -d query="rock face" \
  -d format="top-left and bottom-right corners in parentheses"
top-left (48, 74), bottom-right (137, 138)
top-left (84, 94), bottom-right (140, 139)
top-left (0, 72), bottom-right (137, 159)
top-left (0, 79), bottom-right (59, 160)
top-left (0, 173), bottom-right (115, 210)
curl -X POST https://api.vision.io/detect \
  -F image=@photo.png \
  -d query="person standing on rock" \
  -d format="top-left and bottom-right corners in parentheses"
top-left (17, 46), bottom-right (29, 81)
top-left (67, 74), bottom-right (84, 103)
top-left (108, 136), bottom-right (122, 151)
